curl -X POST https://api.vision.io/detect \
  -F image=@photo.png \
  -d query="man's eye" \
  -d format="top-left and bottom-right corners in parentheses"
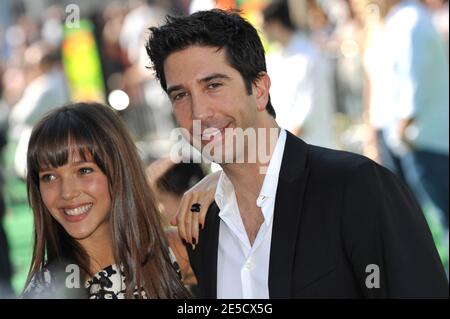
top-left (40, 174), bottom-right (56, 182)
top-left (79, 167), bottom-right (94, 175)
top-left (173, 92), bottom-right (187, 101)
top-left (208, 83), bottom-right (222, 89)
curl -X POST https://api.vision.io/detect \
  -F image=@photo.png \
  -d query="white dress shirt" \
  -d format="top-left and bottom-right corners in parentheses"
top-left (215, 129), bottom-right (287, 299)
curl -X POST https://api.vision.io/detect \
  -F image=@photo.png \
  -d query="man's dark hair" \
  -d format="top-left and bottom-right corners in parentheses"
top-left (263, 0), bottom-right (297, 32)
top-left (145, 9), bottom-right (276, 118)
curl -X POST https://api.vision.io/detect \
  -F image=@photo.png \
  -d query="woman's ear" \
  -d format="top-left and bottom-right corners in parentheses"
top-left (253, 72), bottom-right (271, 112)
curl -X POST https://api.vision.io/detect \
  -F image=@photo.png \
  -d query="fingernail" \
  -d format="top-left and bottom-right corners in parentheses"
top-left (192, 244), bottom-right (196, 250)
top-left (182, 239), bottom-right (187, 245)
top-left (192, 238), bottom-right (197, 245)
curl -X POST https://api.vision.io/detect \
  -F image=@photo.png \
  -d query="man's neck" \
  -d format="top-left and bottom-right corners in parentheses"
top-left (223, 162), bottom-right (265, 246)
top-left (220, 125), bottom-right (280, 245)
top-left (223, 162), bottom-right (264, 202)
top-left (221, 125), bottom-right (280, 201)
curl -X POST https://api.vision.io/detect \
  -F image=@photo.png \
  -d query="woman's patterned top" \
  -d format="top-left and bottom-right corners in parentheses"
top-left (22, 249), bottom-right (181, 299)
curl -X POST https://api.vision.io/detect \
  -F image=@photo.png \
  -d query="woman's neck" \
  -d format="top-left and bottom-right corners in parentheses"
top-left (77, 224), bottom-right (115, 275)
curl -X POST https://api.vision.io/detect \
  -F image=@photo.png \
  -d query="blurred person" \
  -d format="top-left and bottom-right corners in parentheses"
top-left (330, 0), bottom-right (365, 120)
top-left (118, 0), bottom-right (175, 140)
top-left (9, 42), bottom-right (69, 126)
top-left (0, 52), bottom-right (27, 108)
top-left (421, 0), bottom-right (449, 57)
top-left (148, 158), bottom-right (219, 296)
top-left (0, 157), bottom-right (15, 300)
top-left (40, 5), bottom-right (65, 48)
top-left (374, 0), bottom-right (449, 229)
top-left (0, 97), bottom-right (15, 298)
top-left (98, 1), bottom-right (128, 90)
top-left (0, 185), bottom-right (14, 300)
top-left (8, 41), bottom-right (70, 179)
top-left (287, 0), bottom-right (340, 85)
top-left (263, 0), bottom-right (336, 148)
top-left (119, 0), bottom-right (166, 67)
top-left (146, 9), bottom-right (448, 298)
top-left (12, 15), bottom-right (40, 49)
top-left (352, 0), bottom-right (388, 163)
top-left (163, 0), bottom-right (191, 15)
top-left (290, 0), bottom-right (366, 151)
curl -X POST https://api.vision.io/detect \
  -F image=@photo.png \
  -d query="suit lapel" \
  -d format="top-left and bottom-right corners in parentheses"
top-left (269, 131), bottom-right (310, 298)
top-left (197, 202), bottom-right (220, 298)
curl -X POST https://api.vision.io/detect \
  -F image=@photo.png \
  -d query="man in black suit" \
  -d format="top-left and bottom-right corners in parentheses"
top-left (145, 9), bottom-right (448, 298)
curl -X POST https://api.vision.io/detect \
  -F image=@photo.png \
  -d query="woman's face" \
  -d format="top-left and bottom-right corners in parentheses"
top-left (38, 151), bottom-right (112, 244)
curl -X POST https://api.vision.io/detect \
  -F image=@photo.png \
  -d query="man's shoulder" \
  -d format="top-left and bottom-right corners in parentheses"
top-left (283, 132), bottom-right (388, 179)
top-left (306, 143), bottom-right (377, 172)
top-left (304, 142), bottom-right (399, 191)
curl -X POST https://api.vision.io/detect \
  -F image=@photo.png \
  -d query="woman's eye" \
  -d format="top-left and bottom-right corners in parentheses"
top-left (79, 167), bottom-right (94, 175)
top-left (40, 174), bottom-right (56, 182)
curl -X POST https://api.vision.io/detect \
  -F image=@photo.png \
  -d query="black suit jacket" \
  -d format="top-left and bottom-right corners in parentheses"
top-left (187, 132), bottom-right (448, 298)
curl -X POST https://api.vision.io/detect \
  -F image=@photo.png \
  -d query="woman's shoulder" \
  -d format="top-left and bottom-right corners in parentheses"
top-left (22, 268), bottom-right (54, 299)
top-left (22, 261), bottom-right (88, 299)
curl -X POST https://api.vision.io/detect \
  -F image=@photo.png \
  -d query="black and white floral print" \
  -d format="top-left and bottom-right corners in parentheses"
top-left (23, 248), bottom-right (181, 299)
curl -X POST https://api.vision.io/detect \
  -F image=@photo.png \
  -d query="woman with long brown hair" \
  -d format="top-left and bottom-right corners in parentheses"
top-left (22, 102), bottom-right (214, 299)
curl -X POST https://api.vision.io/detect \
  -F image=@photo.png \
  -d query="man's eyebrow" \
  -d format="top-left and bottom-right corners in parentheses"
top-left (167, 74), bottom-right (231, 96)
top-left (199, 73), bottom-right (231, 83)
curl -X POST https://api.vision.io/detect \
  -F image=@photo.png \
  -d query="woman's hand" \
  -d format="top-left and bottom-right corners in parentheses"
top-left (172, 170), bottom-right (221, 249)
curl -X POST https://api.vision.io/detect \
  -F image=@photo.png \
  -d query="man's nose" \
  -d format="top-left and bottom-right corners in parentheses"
top-left (60, 176), bottom-right (81, 200)
top-left (191, 92), bottom-right (214, 121)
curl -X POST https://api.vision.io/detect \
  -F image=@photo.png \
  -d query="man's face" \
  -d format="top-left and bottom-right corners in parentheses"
top-left (163, 46), bottom-right (269, 163)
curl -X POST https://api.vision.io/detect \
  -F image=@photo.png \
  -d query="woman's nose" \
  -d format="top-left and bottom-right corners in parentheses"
top-left (60, 176), bottom-right (81, 200)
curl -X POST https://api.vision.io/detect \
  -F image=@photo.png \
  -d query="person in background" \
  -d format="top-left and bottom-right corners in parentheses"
top-left (421, 0), bottom-right (448, 57)
top-left (0, 97), bottom-right (14, 298)
top-left (8, 41), bottom-right (70, 179)
top-left (374, 0), bottom-right (449, 232)
top-left (147, 158), bottom-right (218, 297)
top-left (263, 0), bottom-right (336, 148)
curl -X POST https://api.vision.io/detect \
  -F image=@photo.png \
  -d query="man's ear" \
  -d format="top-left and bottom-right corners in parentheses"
top-left (254, 72), bottom-right (271, 112)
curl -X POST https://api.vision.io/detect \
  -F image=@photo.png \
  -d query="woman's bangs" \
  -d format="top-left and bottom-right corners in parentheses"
top-left (28, 116), bottom-right (104, 175)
